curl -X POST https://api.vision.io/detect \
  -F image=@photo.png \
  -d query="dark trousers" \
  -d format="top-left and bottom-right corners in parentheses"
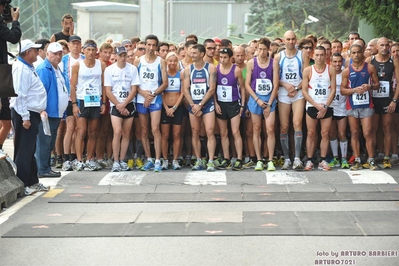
top-left (11, 108), bottom-right (40, 187)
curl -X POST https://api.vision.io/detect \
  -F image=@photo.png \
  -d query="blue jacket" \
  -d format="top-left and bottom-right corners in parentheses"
top-left (61, 53), bottom-right (85, 93)
top-left (36, 59), bottom-right (66, 118)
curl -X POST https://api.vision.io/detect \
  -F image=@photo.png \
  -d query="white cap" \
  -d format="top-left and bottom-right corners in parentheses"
top-left (19, 40), bottom-right (42, 53)
top-left (47, 42), bottom-right (63, 53)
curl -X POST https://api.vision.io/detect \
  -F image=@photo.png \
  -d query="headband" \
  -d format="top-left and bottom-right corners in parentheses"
top-left (83, 43), bottom-right (97, 49)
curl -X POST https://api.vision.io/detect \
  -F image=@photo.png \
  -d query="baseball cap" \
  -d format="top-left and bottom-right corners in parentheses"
top-left (47, 42), bottom-right (63, 53)
top-left (69, 35), bottom-right (81, 42)
top-left (121, 39), bottom-right (132, 46)
top-left (212, 37), bottom-right (222, 44)
top-left (115, 46), bottom-right (127, 55)
top-left (19, 40), bottom-right (42, 53)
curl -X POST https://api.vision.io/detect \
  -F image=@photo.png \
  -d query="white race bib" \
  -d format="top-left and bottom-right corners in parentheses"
top-left (312, 85), bottom-right (329, 102)
top-left (255, 79), bottom-right (272, 95)
top-left (117, 86), bottom-right (129, 100)
top-left (217, 85), bottom-right (232, 102)
top-left (190, 83), bottom-right (206, 100)
top-left (352, 92), bottom-right (370, 105)
top-left (372, 81), bottom-right (390, 98)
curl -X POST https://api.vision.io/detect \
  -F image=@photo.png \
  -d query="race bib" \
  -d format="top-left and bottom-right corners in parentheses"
top-left (167, 78), bottom-right (180, 92)
top-left (352, 92), bottom-right (369, 106)
top-left (217, 85), bottom-right (232, 102)
top-left (84, 95), bottom-right (100, 107)
top-left (372, 81), bottom-right (390, 98)
top-left (117, 86), bottom-right (129, 100)
top-left (255, 79), bottom-right (272, 95)
top-left (312, 84), bottom-right (329, 102)
top-left (190, 83), bottom-right (206, 100)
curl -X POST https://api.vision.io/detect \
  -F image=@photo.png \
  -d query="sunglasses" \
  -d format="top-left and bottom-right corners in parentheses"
top-left (207, 47), bottom-right (216, 50)
top-left (220, 48), bottom-right (229, 53)
top-left (303, 46), bottom-right (313, 50)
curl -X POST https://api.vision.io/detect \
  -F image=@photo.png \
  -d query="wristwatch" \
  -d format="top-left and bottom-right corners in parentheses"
top-left (295, 87), bottom-right (299, 92)
top-left (151, 91), bottom-right (156, 96)
top-left (172, 105), bottom-right (177, 110)
top-left (323, 104), bottom-right (328, 109)
top-left (198, 102), bottom-right (203, 108)
top-left (392, 99), bottom-right (397, 103)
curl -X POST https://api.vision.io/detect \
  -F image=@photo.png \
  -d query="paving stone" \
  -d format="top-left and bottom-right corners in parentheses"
top-left (385, 192), bottom-right (399, 200)
top-left (242, 192), bottom-right (290, 202)
top-left (243, 211), bottom-right (297, 223)
top-left (297, 211), bottom-right (363, 236)
top-left (288, 192), bottom-right (339, 202)
top-left (67, 223), bottom-right (128, 237)
top-left (189, 211), bottom-right (243, 223)
top-left (154, 185), bottom-right (200, 193)
top-left (332, 184), bottom-right (380, 192)
top-left (108, 185), bottom-right (156, 193)
top-left (77, 212), bottom-right (140, 223)
top-left (185, 222), bottom-right (243, 236)
top-left (199, 185), bottom-right (242, 193)
top-left (243, 211), bottom-right (301, 235)
top-left (124, 223), bottom-right (186, 236)
top-left (195, 192), bottom-right (242, 202)
top-left (144, 193), bottom-right (196, 202)
top-left (22, 212), bottom-right (83, 224)
top-left (50, 193), bottom-right (101, 203)
top-left (337, 192), bottom-right (391, 201)
top-left (97, 193), bottom-right (147, 203)
top-left (62, 185), bottom-right (110, 194)
top-left (2, 223), bottom-right (72, 238)
top-left (375, 184), bottom-right (399, 192)
top-left (286, 184), bottom-right (334, 192)
top-left (242, 185), bottom-right (287, 193)
top-left (135, 212), bottom-right (190, 223)
top-left (352, 211), bottom-right (399, 236)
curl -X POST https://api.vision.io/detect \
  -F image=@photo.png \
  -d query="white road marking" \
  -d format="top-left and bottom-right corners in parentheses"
top-left (0, 171), bottom-right (71, 225)
top-left (339, 169), bottom-right (398, 184)
top-left (266, 172), bottom-right (309, 185)
top-left (184, 171), bottom-right (227, 185)
top-left (98, 172), bottom-right (147, 185)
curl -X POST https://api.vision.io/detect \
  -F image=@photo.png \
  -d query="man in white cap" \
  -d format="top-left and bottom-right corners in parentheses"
top-left (35, 42), bottom-right (69, 178)
top-left (10, 40), bottom-right (49, 195)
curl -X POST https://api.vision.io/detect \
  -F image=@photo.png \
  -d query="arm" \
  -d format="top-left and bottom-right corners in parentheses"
top-left (100, 61), bottom-right (107, 114)
top-left (388, 58), bottom-right (399, 113)
top-left (326, 66), bottom-right (336, 107)
top-left (154, 59), bottom-right (168, 95)
top-left (182, 67), bottom-right (195, 106)
top-left (0, 8), bottom-right (21, 44)
top-left (49, 34), bottom-right (56, 43)
top-left (12, 63), bottom-right (30, 120)
top-left (70, 61), bottom-right (80, 119)
top-left (235, 66), bottom-right (246, 115)
top-left (200, 64), bottom-right (217, 106)
top-left (340, 68), bottom-right (354, 96)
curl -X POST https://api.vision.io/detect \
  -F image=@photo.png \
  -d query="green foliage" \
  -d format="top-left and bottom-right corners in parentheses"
top-left (339, 0), bottom-right (399, 40)
top-left (236, 0), bottom-right (357, 40)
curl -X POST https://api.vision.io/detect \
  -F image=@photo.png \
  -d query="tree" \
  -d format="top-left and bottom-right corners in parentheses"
top-left (339, 0), bottom-right (399, 40)
top-left (236, 0), bottom-right (357, 40)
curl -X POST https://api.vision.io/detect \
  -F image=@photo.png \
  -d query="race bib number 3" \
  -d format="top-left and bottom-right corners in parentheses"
top-left (84, 95), bottom-right (101, 107)
top-left (217, 85), bottom-right (232, 102)
top-left (255, 79), bottom-right (272, 95)
top-left (191, 83), bottom-right (206, 100)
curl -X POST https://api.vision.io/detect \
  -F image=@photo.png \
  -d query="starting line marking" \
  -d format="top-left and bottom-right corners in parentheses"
top-left (338, 169), bottom-right (397, 184)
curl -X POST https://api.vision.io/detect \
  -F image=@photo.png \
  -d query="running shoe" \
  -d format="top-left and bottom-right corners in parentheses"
top-left (272, 156), bottom-right (279, 167)
top-left (84, 159), bottom-right (99, 171)
top-left (141, 160), bottom-right (154, 171)
top-left (111, 161), bottom-right (121, 172)
top-left (98, 159), bottom-right (111, 169)
top-left (24, 186), bottom-right (37, 196)
top-left (267, 161), bottom-right (276, 171)
top-left (254, 160), bottom-right (264, 171)
top-left (383, 157), bottom-right (392, 169)
top-left (304, 160), bottom-right (314, 171)
top-left (281, 159), bottom-right (292, 170)
top-left (207, 161), bottom-right (216, 172)
top-left (390, 156), bottom-right (399, 166)
top-left (153, 161), bottom-right (162, 172)
top-left (341, 158), bottom-right (349, 169)
top-left (217, 159), bottom-right (231, 170)
top-left (318, 160), bottom-right (331, 171)
top-left (232, 160), bottom-right (243, 171)
top-left (120, 160), bottom-right (131, 171)
top-left (292, 158), bottom-right (304, 170)
top-left (243, 159), bottom-right (256, 169)
top-left (127, 159), bottom-right (135, 169)
top-left (50, 155), bottom-right (56, 167)
top-left (135, 158), bottom-right (144, 170)
top-left (30, 182), bottom-right (50, 191)
top-left (363, 161), bottom-right (370, 169)
top-left (55, 157), bottom-right (63, 168)
top-left (74, 161), bottom-right (84, 171)
top-left (350, 160), bottom-right (363, 170)
top-left (328, 158), bottom-right (340, 168)
top-left (213, 158), bottom-right (222, 168)
top-left (94, 160), bottom-right (102, 170)
top-left (161, 159), bottom-right (169, 170)
top-left (369, 159), bottom-right (378, 171)
top-left (192, 160), bottom-right (205, 171)
top-left (278, 156), bottom-right (285, 166)
top-left (348, 155), bottom-right (356, 165)
top-left (172, 160), bottom-right (182, 170)
top-left (62, 160), bottom-right (73, 171)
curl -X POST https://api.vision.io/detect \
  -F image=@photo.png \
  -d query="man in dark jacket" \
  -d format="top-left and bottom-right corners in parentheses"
top-left (0, 2), bottom-right (20, 155)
